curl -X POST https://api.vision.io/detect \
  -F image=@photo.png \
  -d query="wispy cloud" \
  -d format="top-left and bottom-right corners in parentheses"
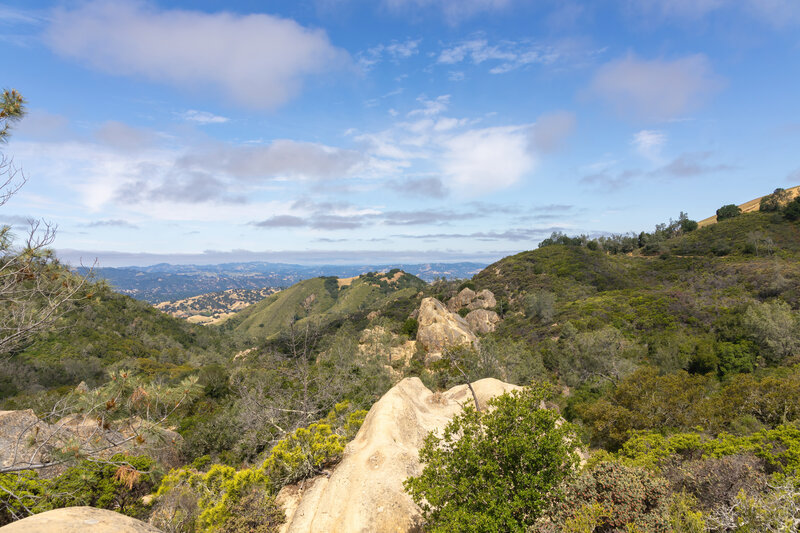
top-left (632, 130), bottom-right (666, 161)
top-left (358, 38), bottom-right (421, 70)
top-left (178, 110), bottom-right (230, 125)
top-left (382, 0), bottom-right (513, 24)
top-left (438, 38), bottom-right (560, 74)
top-left (86, 219), bottom-right (139, 229)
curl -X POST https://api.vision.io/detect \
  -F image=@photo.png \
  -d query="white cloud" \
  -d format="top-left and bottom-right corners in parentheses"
top-left (358, 38), bottom-right (420, 70)
top-left (631, 130), bottom-right (666, 161)
top-left (407, 95), bottom-right (451, 117)
top-left (442, 126), bottom-right (535, 194)
top-left (382, 0), bottom-right (512, 23)
top-left (45, 1), bottom-right (349, 110)
top-left (438, 38), bottom-right (563, 74)
top-left (589, 54), bottom-right (723, 121)
top-left (179, 110), bottom-right (230, 125)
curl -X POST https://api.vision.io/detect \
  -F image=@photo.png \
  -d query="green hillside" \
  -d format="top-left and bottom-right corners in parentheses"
top-left (1, 283), bottom-right (233, 401)
top-left (226, 270), bottom-right (425, 340)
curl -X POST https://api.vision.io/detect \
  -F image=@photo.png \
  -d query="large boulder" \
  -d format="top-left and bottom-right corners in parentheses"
top-left (447, 288), bottom-right (496, 312)
top-left (465, 309), bottom-right (501, 334)
top-left (416, 297), bottom-right (478, 359)
top-left (446, 287), bottom-right (476, 311)
top-left (0, 507), bottom-right (162, 532)
top-left (276, 377), bottom-right (521, 533)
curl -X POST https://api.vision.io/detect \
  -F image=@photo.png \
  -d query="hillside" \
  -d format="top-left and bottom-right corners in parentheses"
top-left (226, 270), bottom-right (426, 340)
top-left (0, 284), bottom-right (233, 402)
top-left (155, 287), bottom-right (280, 325)
top-left (698, 184), bottom-right (800, 227)
top-left (3, 198), bottom-right (800, 532)
top-left (89, 262), bottom-right (485, 303)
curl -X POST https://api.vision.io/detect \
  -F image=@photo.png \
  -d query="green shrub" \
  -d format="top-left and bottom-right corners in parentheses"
top-left (716, 204), bottom-right (742, 221)
top-left (400, 317), bottom-right (418, 338)
top-left (784, 197), bottom-right (800, 221)
top-left (404, 385), bottom-right (580, 532)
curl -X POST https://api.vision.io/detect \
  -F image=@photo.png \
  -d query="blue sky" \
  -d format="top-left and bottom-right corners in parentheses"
top-left (1, 0), bottom-right (799, 266)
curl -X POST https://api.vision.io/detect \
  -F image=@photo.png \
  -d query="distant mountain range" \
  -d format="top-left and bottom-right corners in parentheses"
top-left (82, 261), bottom-right (487, 303)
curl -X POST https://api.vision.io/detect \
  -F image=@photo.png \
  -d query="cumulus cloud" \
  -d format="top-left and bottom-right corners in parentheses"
top-left (45, 1), bottom-right (349, 109)
top-left (589, 54), bottom-right (723, 121)
top-left (529, 111), bottom-right (576, 154)
top-left (442, 126), bottom-right (536, 194)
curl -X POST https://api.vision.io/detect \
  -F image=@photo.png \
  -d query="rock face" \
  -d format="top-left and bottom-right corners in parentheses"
top-left (447, 288), bottom-right (496, 312)
top-left (276, 377), bottom-right (521, 533)
top-left (416, 297), bottom-right (478, 359)
top-left (465, 309), bottom-right (501, 334)
top-left (0, 506), bottom-right (163, 532)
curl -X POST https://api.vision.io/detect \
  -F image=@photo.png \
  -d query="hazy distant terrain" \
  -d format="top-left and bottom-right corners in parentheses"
top-left (85, 262), bottom-right (486, 303)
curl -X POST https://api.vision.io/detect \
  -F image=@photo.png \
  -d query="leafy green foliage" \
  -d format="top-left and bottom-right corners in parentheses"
top-left (404, 386), bottom-right (580, 532)
top-left (155, 402), bottom-right (365, 532)
top-left (785, 197), bottom-right (800, 221)
top-left (0, 454), bottom-right (158, 525)
top-left (716, 204), bottom-right (742, 221)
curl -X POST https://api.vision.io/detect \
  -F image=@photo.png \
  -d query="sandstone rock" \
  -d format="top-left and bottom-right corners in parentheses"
top-left (0, 507), bottom-right (162, 532)
top-left (416, 297), bottom-right (478, 359)
top-left (447, 288), bottom-right (497, 312)
top-left (0, 410), bottom-right (49, 470)
top-left (277, 377), bottom-right (521, 533)
top-left (465, 309), bottom-right (501, 334)
top-left (446, 287), bottom-right (476, 311)
top-left (468, 289), bottom-right (497, 311)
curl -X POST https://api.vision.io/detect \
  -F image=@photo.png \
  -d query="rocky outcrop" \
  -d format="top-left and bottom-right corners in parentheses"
top-left (0, 506), bottom-right (163, 532)
top-left (276, 377), bottom-right (521, 533)
top-left (447, 288), bottom-right (496, 312)
top-left (465, 309), bottom-right (501, 334)
top-left (416, 297), bottom-right (478, 359)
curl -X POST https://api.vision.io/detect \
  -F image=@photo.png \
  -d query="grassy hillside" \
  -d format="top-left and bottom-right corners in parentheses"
top-left (1, 283), bottom-right (233, 401)
top-left (225, 270), bottom-right (425, 340)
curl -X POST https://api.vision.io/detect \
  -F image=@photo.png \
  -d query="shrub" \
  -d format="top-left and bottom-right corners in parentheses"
top-left (400, 317), bottom-right (418, 338)
top-left (404, 385), bottom-right (580, 532)
top-left (541, 461), bottom-right (672, 532)
top-left (759, 188), bottom-right (790, 212)
top-left (716, 204), bottom-right (742, 221)
top-left (784, 197), bottom-right (800, 221)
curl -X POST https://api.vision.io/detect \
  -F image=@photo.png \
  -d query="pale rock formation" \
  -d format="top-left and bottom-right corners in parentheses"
top-left (447, 288), bottom-right (497, 312)
top-left (276, 377), bottom-right (521, 533)
top-left (446, 287), bottom-right (476, 311)
top-left (0, 506), bottom-right (162, 532)
top-left (416, 297), bottom-right (478, 359)
top-left (468, 289), bottom-right (497, 311)
top-left (465, 309), bottom-right (501, 334)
